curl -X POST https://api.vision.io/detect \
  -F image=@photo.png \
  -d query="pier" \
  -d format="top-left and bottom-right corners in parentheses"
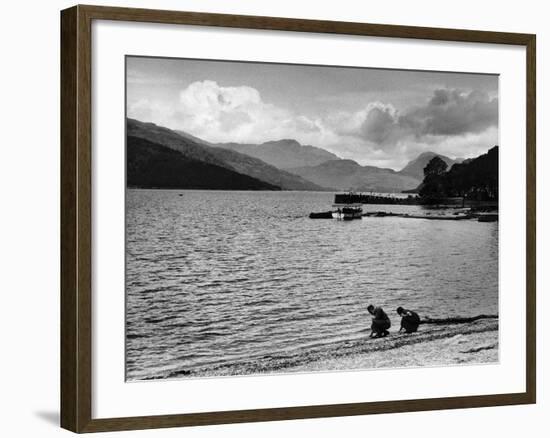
top-left (333, 193), bottom-right (498, 208)
top-left (309, 193), bottom-right (498, 221)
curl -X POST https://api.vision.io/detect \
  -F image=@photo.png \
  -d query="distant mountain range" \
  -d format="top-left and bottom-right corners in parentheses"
top-left (287, 159), bottom-right (422, 193)
top-left (128, 118), bottom-right (466, 193)
top-left (127, 119), bottom-right (324, 191)
top-left (209, 138), bottom-right (462, 192)
top-left (213, 139), bottom-right (340, 170)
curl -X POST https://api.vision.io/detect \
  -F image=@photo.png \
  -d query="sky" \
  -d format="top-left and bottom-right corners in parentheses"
top-left (127, 56), bottom-right (498, 170)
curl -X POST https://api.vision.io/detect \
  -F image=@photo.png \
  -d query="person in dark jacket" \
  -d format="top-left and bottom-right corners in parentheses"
top-left (367, 304), bottom-right (391, 338)
top-left (397, 307), bottom-right (421, 334)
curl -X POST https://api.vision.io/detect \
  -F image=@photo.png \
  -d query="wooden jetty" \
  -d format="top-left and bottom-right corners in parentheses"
top-left (333, 193), bottom-right (498, 208)
top-left (308, 192), bottom-right (498, 221)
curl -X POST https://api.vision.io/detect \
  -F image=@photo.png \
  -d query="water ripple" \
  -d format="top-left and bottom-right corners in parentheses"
top-left (126, 190), bottom-right (498, 380)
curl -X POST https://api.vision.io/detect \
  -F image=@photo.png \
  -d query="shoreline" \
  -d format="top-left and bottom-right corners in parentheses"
top-left (131, 317), bottom-right (499, 381)
top-left (285, 325), bottom-right (498, 373)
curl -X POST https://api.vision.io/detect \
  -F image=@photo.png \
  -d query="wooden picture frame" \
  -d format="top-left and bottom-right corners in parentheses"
top-left (61, 4), bottom-right (536, 433)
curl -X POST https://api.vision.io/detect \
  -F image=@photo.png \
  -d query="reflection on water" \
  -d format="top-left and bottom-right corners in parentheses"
top-left (126, 190), bottom-right (498, 380)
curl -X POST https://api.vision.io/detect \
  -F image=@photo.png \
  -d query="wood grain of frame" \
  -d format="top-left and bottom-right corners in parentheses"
top-left (60, 4), bottom-right (536, 433)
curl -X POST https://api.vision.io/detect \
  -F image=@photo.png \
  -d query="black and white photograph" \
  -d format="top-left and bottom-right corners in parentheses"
top-left (125, 56), bottom-right (499, 381)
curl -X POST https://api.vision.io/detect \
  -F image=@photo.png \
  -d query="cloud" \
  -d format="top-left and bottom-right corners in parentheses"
top-left (129, 80), bottom-right (338, 146)
top-left (359, 103), bottom-right (401, 145)
top-left (127, 83), bottom-right (498, 169)
top-left (405, 89), bottom-right (498, 136)
top-left (324, 102), bottom-right (404, 151)
top-left (175, 81), bottom-right (292, 143)
top-left (325, 89), bottom-right (498, 160)
top-left (316, 89), bottom-right (498, 166)
top-left (178, 80), bottom-right (263, 123)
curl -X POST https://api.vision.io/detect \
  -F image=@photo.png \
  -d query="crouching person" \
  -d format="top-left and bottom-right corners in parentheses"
top-left (367, 304), bottom-right (391, 338)
top-left (397, 306), bottom-right (421, 334)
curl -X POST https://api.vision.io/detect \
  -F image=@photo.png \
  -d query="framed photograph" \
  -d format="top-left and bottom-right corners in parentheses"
top-left (60, 5), bottom-right (536, 433)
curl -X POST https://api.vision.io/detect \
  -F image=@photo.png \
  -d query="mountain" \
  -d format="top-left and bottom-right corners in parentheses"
top-left (399, 152), bottom-right (461, 180)
top-left (127, 136), bottom-right (279, 190)
top-left (127, 119), bottom-right (326, 191)
top-left (287, 159), bottom-right (421, 193)
top-left (175, 129), bottom-right (214, 146)
top-left (212, 139), bottom-right (340, 169)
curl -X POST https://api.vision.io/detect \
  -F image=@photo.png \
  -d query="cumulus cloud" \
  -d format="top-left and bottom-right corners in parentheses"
top-left (129, 80), bottom-right (339, 146)
top-left (178, 80), bottom-right (263, 125)
top-left (346, 89), bottom-right (498, 150)
top-left (128, 83), bottom-right (498, 169)
top-left (316, 89), bottom-right (498, 165)
top-left (405, 89), bottom-right (498, 136)
top-left (174, 80), bottom-right (274, 139)
top-left (325, 102), bottom-right (405, 152)
top-left (359, 103), bottom-right (401, 145)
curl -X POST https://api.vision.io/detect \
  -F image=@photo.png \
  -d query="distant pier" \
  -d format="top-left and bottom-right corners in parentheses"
top-left (334, 193), bottom-right (418, 205)
top-left (333, 193), bottom-right (498, 208)
top-left (309, 192), bottom-right (498, 221)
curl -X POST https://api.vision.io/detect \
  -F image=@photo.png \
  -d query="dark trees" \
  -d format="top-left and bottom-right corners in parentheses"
top-left (419, 146), bottom-right (498, 202)
top-left (419, 156), bottom-right (448, 199)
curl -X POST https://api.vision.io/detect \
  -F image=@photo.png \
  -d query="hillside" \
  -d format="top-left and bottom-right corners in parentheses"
top-left (213, 139), bottom-right (339, 169)
top-left (288, 159), bottom-right (421, 193)
top-left (127, 119), bottom-right (325, 191)
top-left (127, 136), bottom-right (279, 190)
top-left (438, 146), bottom-right (498, 200)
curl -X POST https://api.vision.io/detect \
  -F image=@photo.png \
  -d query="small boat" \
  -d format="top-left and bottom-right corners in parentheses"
top-left (308, 192), bottom-right (364, 220)
top-left (309, 211), bottom-right (334, 219)
top-left (332, 204), bottom-right (363, 220)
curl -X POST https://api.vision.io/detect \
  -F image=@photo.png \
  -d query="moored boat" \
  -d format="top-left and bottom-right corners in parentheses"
top-left (332, 204), bottom-right (363, 220)
top-left (309, 211), bottom-right (334, 219)
top-left (309, 192), bottom-right (364, 220)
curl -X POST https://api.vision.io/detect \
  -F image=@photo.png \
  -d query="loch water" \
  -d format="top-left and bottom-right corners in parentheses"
top-left (126, 189), bottom-right (498, 380)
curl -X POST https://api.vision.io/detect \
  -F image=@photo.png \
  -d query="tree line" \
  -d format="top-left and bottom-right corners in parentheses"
top-left (419, 146), bottom-right (498, 202)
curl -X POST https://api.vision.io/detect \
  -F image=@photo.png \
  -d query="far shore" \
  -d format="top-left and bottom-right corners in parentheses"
top-left (126, 187), bottom-right (333, 192)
